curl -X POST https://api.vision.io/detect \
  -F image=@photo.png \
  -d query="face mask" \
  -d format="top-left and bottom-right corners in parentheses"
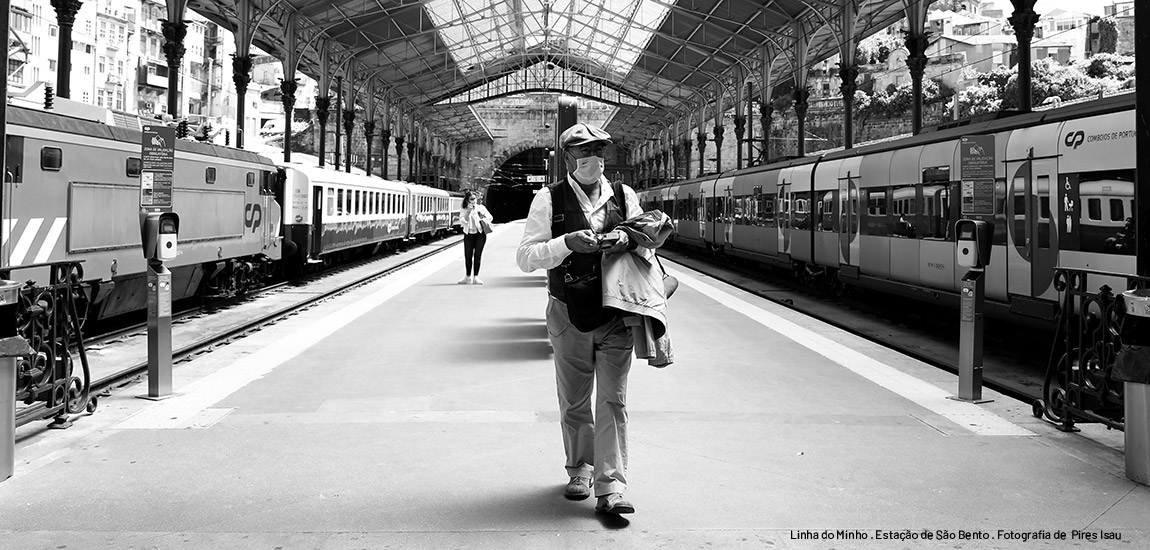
top-left (573, 156), bottom-right (604, 183)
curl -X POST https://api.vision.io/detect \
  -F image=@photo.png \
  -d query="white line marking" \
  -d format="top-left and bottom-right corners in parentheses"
top-left (33, 217), bottom-right (67, 264)
top-left (1, 218), bottom-right (13, 246)
top-left (114, 247), bottom-right (460, 430)
top-left (667, 266), bottom-right (1034, 437)
top-left (10, 217), bottom-right (42, 266)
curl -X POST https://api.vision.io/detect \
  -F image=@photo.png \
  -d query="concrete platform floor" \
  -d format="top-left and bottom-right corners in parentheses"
top-left (2, 222), bottom-right (1148, 550)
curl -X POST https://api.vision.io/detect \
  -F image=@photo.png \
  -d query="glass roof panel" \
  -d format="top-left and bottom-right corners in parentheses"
top-left (425, 0), bottom-right (671, 77)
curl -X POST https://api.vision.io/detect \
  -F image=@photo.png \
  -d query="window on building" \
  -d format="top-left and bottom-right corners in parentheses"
top-left (98, 56), bottom-right (106, 73)
top-left (49, 60), bottom-right (56, 71)
top-left (115, 91), bottom-right (123, 110)
top-left (50, 25), bottom-right (57, 37)
top-left (84, 66), bottom-right (91, 75)
top-left (8, 60), bottom-right (23, 84)
top-left (32, 36), bottom-right (40, 56)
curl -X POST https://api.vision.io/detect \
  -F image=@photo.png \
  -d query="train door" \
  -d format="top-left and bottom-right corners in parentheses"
top-left (698, 187), bottom-right (706, 241)
top-left (838, 161), bottom-right (861, 267)
top-left (723, 183), bottom-right (734, 247)
top-left (260, 171), bottom-right (282, 258)
top-left (778, 171), bottom-right (791, 256)
top-left (1005, 151), bottom-right (1059, 299)
top-left (311, 186), bottom-right (323, 257)
top-left (838, 175), bottom-right (856, 265)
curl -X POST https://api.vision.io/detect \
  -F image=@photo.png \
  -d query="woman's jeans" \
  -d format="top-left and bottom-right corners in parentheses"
top-left (463, 232), bottom-right (487, 276)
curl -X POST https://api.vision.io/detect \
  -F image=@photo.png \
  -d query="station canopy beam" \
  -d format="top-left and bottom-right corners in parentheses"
top-left (185, 0), bottom-right (913, 146)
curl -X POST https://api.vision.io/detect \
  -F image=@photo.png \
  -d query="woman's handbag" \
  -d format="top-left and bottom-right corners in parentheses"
top-left (478, 218), bottom-right (494, 234)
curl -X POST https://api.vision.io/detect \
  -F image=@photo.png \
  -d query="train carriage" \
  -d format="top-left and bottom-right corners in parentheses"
top-left (3, 104), bottom-right (281, 319)
top-left (407, 185), bottom-right (452, 239)
top-left (279, 161), bottom-right (411, 266)
top-left (654, 92), bottom-right (1137, 322)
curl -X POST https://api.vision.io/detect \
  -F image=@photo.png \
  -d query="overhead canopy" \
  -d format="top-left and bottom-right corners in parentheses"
top-left (187, 0), bottom-right (914, 147)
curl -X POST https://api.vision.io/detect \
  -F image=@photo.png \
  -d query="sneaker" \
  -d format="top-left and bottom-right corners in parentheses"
top-left (564, 476), bottom-right (592, 501)
top-left (472, 276), bottom-right (484, 285)
top-left (457, 276), bottom-right (470, 284)
top-left (595, 493), bottom-right (635, 514)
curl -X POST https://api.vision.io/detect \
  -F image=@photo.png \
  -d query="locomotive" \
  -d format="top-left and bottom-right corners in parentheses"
top-left (638, 93), bottom-right (1137, 321)
top-left (2, 100), bottom-right (461, 322)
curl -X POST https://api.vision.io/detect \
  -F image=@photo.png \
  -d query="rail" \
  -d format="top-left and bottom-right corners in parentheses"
top-left (1035, 267), bottom-right (1150, 432)
top-left (0, 261), bottom-right (95, 429)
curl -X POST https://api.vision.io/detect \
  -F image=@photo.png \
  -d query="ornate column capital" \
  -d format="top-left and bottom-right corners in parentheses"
top-left (793, 88), bottom-right (810, 119)
top-left (232, 54), bottom-right (254, 93)
top-left (342, 109), bottom-right (355, 134)
top-left (364, 120), bottom-right (376, 138)
top-left (160, 19), bottom-right (188, 65)
top-left (280, 79), bottom-right (299, 110)
top-left (315, 96), bottom-right (331, 126)
top-left (839, 65), bottom-right (860, 94)
top-left (50, 0), bottom-right (84, 28)
top-left (1008, 9), bottom-right (1041, 43)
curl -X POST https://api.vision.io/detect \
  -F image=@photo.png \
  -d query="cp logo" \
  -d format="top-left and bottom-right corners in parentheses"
top-left (244, 203), bottom-right (263, 232)
top-left (1064, 130), bottom-right (1085, 149)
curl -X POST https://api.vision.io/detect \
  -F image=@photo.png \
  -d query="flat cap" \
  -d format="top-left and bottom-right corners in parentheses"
top-left (559, 123), bottom-right (612, 149)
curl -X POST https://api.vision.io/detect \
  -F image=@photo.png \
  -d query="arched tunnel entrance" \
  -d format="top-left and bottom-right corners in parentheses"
top-left (484, 147), bottom-right (551, 223)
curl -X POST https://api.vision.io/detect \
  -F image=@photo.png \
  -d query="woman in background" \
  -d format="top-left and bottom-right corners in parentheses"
top-left (459, 190), bottom-right (494, 285)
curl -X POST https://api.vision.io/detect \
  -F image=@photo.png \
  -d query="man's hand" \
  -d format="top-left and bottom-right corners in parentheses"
top-left (599, 230), bottom-right (630, 254)
top-left (564, 230), bottom-right (600, 253)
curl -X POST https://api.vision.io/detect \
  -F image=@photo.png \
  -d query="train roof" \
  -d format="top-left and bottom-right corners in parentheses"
top-left (6, 104), bottom-right (274, 167)
top-left (821, 92), bottom-right (1136, 162)
top-left (281, 160), bottom-right (411, 192)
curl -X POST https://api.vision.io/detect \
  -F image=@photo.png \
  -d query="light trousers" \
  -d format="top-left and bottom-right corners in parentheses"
top-left (545, 296), bottom-right (633, 497)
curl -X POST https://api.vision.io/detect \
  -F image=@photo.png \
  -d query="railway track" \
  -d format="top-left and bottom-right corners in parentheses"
top-left (15, 236), bottom-right (464, 428)
top-left (659, 245), bottom-right (1053, 406)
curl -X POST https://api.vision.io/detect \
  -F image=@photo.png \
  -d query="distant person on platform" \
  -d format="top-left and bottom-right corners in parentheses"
top-left (459, 190), bottom-right (493, 285)
top-left (515, 123), bottom-right (648, 516)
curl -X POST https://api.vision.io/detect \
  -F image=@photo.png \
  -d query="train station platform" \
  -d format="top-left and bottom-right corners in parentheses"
top-left (3, 222), bottom-right (1149, 549)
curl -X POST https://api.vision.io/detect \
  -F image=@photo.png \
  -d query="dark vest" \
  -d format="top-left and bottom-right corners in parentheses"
top-left (547, 179), bottom-right (627, 331)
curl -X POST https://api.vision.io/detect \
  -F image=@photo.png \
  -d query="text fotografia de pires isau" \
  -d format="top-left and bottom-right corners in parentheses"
top-left (789, 529), bottom-right (1123, 542)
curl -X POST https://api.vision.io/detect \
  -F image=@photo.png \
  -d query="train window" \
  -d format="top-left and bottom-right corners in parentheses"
top-left (126, 157), bottom-right (142, 177)
top-left (337, 189), bottom-right (345, 215)
top-left (246, 172), bottom-right (255, 187)
top-left (817, 191), bottom-right (837, 232)
top-left (1039, 196), bottom-right (1051, 220)
top-left (355, 190), bottom-right (362, 215)
top-left (892, 185), bottom-right (917, 238)
top-left (205, 167), bottom-right (217, 184)
top-left (1110, 199), bottom-right (1125, 222)
top-left (1087, 198), bottom-right (1101, 221)
top-left (326, 188), bottom-right (335, 217)
top-left (921, 185), bottom-right (950, 239)
top-left (862, 189), bottom-right (889, 236)
top-left (40, 147), bottom-right (63, 171)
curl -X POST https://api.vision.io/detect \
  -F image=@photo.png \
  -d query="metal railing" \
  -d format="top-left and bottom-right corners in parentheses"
top-left (0, 262), bottom-right (94, 429)
top-left (1036, 267), bottom-right (1150, 432)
